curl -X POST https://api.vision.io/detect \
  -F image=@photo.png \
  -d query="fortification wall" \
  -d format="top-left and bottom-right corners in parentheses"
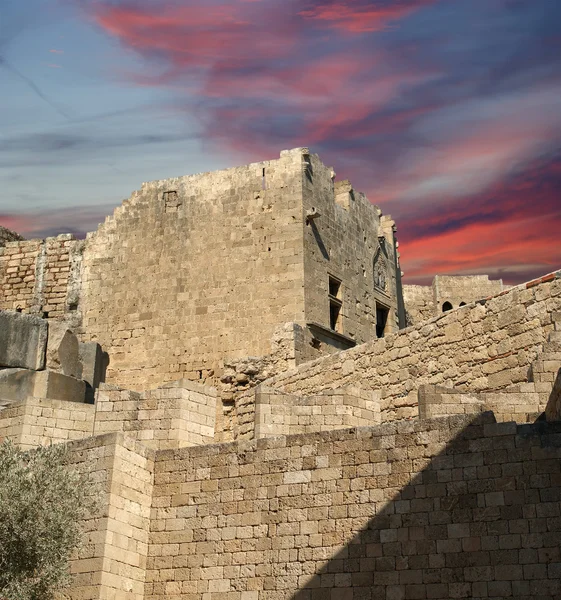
top-left (80, 150), bottom-right (307, 392)
top-left (404, 275), bottom-right (505, 325)
top-left (142, 413), bottom-right (561, 599)
top-left (238, 272), bottom-right (561, 428)
top-left (0, 225), bottom-right (24, 246)
top-left (435, 274), bottom-right (505, 312)
top-left (65, 433), bottom-right (154, 600)
top-left (0, 234), bottom-right (83, 324)
top-left (403, 284), bottom-right (434, 325)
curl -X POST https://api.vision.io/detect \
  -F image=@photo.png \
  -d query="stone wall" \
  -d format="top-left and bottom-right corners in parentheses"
top-left (245, 272), bottom-right (561, 426)
top-left (93, 380), bottom-right (216, 449)
top-left (0, 397), bottom-right (94, 449)
top-left (65, 433), bottom-right (154, 600)
top-left (78, 148), bottom-right (398, 394)
top-left (254, 385), bottom-right (380, 438)
top-left (403, 284), bottom-right (434, 325)
top-left (0, 378), bottom-right (217, 451)
top-left (142, 412), bottom-right (561, 600)
top-left (80, 151), bottom-right (307, 392)
top-left (301, 156), bottom-right (400, 357)
top-left (404, 274), bottom-right (505, 326)
top-left (434, 275), bottom-right (504, 312)
top-left (0, 234), bottom-right (83, 323)
top-left (0, 225), bottom-right (23, 246)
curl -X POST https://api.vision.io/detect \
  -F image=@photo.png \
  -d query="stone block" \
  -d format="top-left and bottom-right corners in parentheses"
top-left (0, 368), bottom-right (85, 403)
top-left (79, 341), bottom-right (107, 402)
top-left (46, 322), bottom-right (82, 378)
top-left (33, 370), bottom-right (85, 402)
top-left (0, 310), bottom-right (47, 370)
top-left (0, 368), bottom-right (37, 402)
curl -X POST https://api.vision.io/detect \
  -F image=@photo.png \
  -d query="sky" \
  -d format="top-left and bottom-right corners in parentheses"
top-left (0, 0), bottom-right (559, 285)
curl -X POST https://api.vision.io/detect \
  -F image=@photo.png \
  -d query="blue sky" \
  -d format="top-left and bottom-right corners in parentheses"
top-left (1, 0), bottom-right (560, 284)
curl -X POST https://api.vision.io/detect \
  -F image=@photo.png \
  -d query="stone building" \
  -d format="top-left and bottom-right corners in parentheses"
top-left (0, 148), bottom-right (403, 394)
top-left (1, 150), bottom-right (561, 600)
top-left (403, 274), bottom-right (505, 325)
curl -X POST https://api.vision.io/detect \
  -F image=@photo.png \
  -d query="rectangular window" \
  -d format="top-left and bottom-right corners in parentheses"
top-left (376, 303), bottom-right (389, 338)
top-left (328, 276), bottom-right (342, 332)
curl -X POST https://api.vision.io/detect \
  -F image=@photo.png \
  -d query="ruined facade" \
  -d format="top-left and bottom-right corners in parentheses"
top-left (1, 150), bottom-right (561, 600)
top-left (0, 149), bottom-right (401, 395)
top-left (403, 274), bottom-right (505, 325)
top-left (0, 270), bottom-right (560, 600)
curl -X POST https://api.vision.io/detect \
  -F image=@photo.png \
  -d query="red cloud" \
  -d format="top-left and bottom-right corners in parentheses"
top-left (300, 0), bottom-right (437, 33)
top-left (400, 212), bottom-right (560, 285)
top-left (78, 0), bottom-right (560, 285)
top-left (397, 155), bottom-right (561, 285)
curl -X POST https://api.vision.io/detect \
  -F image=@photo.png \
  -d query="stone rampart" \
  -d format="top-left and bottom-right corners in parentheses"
top-left (139, 412), bottom-right (561, 599)
top-left (404, 274), bottom-right (505, 325)
top-left (0, 234), bottom-right (83, 323)
top-left (234, 272), bottom-right (560, 432)
top-left (0, 397), bottom-right (95, 449)
top-left (254, 385), bottom-right (380, 438)
top-left (93, 380), bottom-right (216, 449)
top-left (65, 433), bottom-right (154, 600)
top-left (0, 225), bottom-right (24, 246)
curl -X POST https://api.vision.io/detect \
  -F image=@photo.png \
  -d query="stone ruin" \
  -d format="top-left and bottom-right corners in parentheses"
top-left (0, 150), bottom-right (560, 599)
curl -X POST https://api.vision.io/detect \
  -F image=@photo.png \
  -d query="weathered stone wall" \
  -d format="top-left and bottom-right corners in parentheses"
top-left (0, 225), bottom-right (24, 246)
top-left (250, 272), bottom-right (561, 425)
top-left (79, 148), bottom-right (397, 395)
top-left (0, 234), bottom-right (83, 322)
top-left (65, 433), bottom-right (154, 600)
top-left (0, 380), bottom-right (217, 451)
top-left (301, 155), bottom-right (399, 355)
top-left (254, 385), bottom-right (381, 438)
top-left (0, 397), bottom-right (94, 449)
top-left (404, 274), bottom-right (505, 325)
top-left (80, 150), bottom-right (307, 392)
top-left (93, 380), bottom-right (216, 449)
top-left (143, 413), bottom-right (561, 600)
top-left (434, 274), bottom-right (504, 312)
top-left (403, 284), bottom-right (434, 325)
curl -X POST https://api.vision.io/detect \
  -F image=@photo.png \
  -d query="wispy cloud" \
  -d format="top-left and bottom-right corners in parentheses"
top-left (34, 0), bottom-right (561, 282)
top-left (0, 204), bottom-right (117, 240)
top-left (49, 48), bottom-right (64, 54)
top-left (300, 0), bottom-right (438, 33)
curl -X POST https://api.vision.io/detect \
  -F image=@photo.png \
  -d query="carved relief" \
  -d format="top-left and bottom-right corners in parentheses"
top-left (374, 257), bottom-right (388, 292)
top-left (373, 241), bottom-right (389, 293)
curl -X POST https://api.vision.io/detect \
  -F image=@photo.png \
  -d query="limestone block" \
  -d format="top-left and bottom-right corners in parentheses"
top-left (46, 322), bottom-right (82, 378)
top-left (33, 370), bottom-right (85, 402)
top-left (0, 368), bottom-right (85, 403)
top-left (0, 368), bottom-right (37, 402)
top-left (0, 311), bottom-right (47, 370)
top-left (79, 341), bottom-right (105, 389)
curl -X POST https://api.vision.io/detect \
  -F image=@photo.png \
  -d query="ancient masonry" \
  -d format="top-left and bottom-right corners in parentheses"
top-left (1, 149), bottom-right (561, 599)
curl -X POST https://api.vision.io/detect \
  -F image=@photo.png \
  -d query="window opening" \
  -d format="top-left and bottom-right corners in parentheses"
top-left (442, 301), bottom-right (452, 312)
top-left (376, 303), bottom-right (389, 338)
top-left (328, 275), bottom-right (343, 332)
top-left (459, 302), bottom-right (466, 307)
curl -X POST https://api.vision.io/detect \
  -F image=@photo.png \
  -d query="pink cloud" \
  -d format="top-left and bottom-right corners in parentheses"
top-left (49, 49), bottom-right (64, 54)
top-left (300, 0), bottom-right (437, 33)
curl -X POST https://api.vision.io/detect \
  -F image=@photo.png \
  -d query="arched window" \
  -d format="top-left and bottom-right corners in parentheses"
top-left (442, 301), bottom-right (452, 312)
top-left (459, 302), bottom-right (466, 307)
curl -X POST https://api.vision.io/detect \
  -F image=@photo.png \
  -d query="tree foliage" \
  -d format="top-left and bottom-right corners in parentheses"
top-left (0, 440), bottom-right (95, 600)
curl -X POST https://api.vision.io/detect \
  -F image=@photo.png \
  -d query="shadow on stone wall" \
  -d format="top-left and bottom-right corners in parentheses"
top-left (291, 413), bottom-right (561, 600)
